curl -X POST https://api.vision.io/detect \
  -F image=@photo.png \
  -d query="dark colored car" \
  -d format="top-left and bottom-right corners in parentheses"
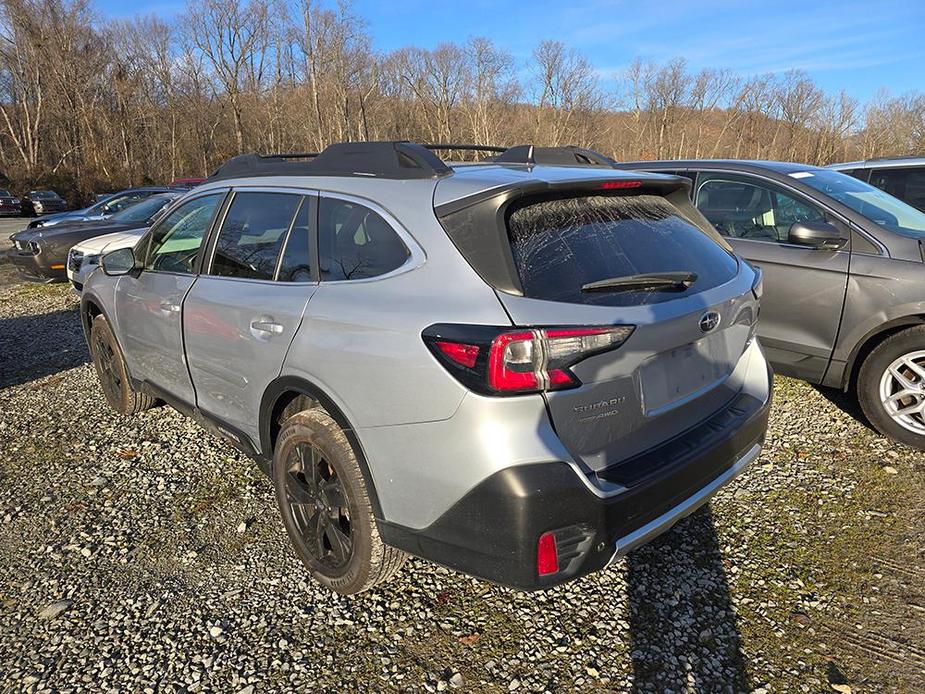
top-left (828, 157), bottom-right (925, 213)
top-left (21, 190), bottom-right (67, 217)
top-left (27, 186), bottom-right (170, 229)
top-left (619, 159), bottom-right (925, 449)
top-left (7, 192), bottom-right (179, 283)
top-left (0, 189), bottom-right (21, 216)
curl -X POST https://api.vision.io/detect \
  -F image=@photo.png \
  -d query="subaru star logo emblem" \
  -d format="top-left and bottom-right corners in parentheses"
top-left (699, 311), bottom-right (721, 333)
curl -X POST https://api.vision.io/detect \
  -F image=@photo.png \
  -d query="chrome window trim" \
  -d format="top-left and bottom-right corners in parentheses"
top-left (316, 190), bottom-right (425, 284)
top-left (691, 168), bottom-right (888, 257)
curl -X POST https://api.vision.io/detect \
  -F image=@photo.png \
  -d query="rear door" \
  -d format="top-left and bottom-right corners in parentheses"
top-left (114, 191), bottom-right (226, 404)
top-left (693, 172), bottom-right (849, 382)
top-left (183, 189), bottom-right (317, 443)
top-left (497, 192), bottom-right (758, 471)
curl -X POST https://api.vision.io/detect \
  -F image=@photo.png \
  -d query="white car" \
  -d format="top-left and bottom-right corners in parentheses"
top-left (67, 227), bottom-right (146, 292)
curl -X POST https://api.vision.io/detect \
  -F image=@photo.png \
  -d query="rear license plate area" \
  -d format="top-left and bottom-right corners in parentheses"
top-left (640, 332), bottom-right (735, 414)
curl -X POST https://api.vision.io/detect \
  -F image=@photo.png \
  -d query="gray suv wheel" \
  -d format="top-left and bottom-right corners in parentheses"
top-left (859, 325), bottom-right (925, 450)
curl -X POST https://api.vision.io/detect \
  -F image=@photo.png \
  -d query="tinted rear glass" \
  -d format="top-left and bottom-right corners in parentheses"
top-left (507, 194), bottom-right (738, 306)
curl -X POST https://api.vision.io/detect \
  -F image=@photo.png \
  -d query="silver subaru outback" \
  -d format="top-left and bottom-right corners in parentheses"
top-left (80, 142), bottom-right (772, 594)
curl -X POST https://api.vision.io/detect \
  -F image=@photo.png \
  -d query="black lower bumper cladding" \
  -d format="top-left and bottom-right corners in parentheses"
top-left (379, 384), bottom-right (772, 590)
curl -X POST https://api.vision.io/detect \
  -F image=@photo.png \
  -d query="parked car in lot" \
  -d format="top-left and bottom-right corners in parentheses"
top-left (168, 177), bottom-right (206, 189)
top-left (20, 190), bottom-right (67, 217)
top-left (67, 227), bottom-right (147, 293)
top-left (619, 158), bottom-right (925, 449)
top-left (80, 142), bottom-right (771, 594)
top-left (8, 191), bottom-right (179, 284)
top-left (0, 188), bottom-right (21, 216)
top-left (828, 156), bottom-right (925, 212)
top-left (27, 186), bottom-right (169, 229)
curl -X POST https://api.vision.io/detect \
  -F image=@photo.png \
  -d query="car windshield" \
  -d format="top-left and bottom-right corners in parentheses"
top-left (31, 191), bottom-right (58, 199)
top-left (0, 189), bottom-right (10, 196)
top-left (109, 195), bottom-right (175, 223)
top-left (795, 169), bottom-right (925, 236)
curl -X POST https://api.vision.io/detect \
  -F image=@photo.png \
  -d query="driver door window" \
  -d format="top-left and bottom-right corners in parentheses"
top-left (695, 177), bottom-right (826, 243)
top-left (144, 193), bottom-right (224, 274)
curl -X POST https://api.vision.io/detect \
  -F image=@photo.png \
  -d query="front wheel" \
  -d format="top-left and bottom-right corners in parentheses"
top-left (858, 325), bottom-right (925, 450)
top-left (273, 408), bottom-right (407, 594)
top-left (88, 314), bottom-right (157, 415)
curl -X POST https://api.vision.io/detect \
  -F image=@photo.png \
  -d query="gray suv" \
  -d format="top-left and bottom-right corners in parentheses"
top-left (620, 159), bottom-right (925, 449)
top-left (80, 142), bottom-right (771, 594)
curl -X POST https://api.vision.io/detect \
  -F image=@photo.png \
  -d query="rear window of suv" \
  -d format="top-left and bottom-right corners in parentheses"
top-left (506, 194), bottom-right (738, 306)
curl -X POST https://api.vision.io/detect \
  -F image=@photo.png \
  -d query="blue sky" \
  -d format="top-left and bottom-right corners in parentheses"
top-left (97, 0), bottom-right (924, 102)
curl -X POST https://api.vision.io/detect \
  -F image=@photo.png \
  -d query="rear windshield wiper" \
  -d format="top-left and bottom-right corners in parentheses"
top-left (581, 271), bottom-right (698, 293)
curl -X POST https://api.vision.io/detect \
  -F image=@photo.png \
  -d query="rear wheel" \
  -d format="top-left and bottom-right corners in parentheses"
top-left (273, 408), bottom-right (407, 594)
top-left (88, 314), bottom-right (156, 415)
top-left (857, 325), bottom-right (925, 450)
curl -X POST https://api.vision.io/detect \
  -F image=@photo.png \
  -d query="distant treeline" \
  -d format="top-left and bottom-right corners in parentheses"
top-left (1, 0), bottom-right (923, 203)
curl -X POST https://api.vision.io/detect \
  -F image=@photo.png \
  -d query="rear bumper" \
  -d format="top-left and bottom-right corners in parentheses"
top-left (5, 247), bottom-right (66, 282)
top-left (379, 365), bottom-right (772, 590)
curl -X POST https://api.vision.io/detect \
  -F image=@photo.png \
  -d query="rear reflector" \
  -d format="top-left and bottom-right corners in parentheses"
top-left (423, 323), bottom-right (634, 396)
top-left (599, 180), bottom-right (642, 190)
top-left (434, 340), bottom-right (479, 368)
top-left (537, 532), bottom-right (559, 576)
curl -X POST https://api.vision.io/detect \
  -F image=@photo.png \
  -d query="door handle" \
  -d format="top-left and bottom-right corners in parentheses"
top-left (160, 302), bottom-right (181, 313)
top-left (250, 320), bottom-right (284, 335)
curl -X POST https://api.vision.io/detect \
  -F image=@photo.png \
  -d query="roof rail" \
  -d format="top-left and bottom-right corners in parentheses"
top-left (422, 144), bottom-right (508, 155)
top-left (208, 141), bottom-right (453, 181)
top-left (868, 154), bottom-right (925, 162)
top-left (496, 145), bottom-right (618, 168)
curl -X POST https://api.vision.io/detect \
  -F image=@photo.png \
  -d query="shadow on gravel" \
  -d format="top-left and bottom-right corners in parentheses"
top-left (0, 308), bottom-right (89, 389)
top-left (627, 506), bottom-right (751, 691)
top-left (811, 384), bottom-right (874, 431)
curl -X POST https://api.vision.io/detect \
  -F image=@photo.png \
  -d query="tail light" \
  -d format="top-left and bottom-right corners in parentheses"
top-left (423, 323), bottom-right (634, 395)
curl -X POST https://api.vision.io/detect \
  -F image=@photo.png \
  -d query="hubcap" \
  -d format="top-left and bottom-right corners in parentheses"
top-left (94, 332), bottom-right (121, 403)
top-left (284, 443), bottom-right (352, 571)
top-left (879, 350), bottom-right (925, 435)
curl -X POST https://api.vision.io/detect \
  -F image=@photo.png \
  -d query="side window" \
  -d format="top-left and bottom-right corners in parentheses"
top-left (844, 168), bottom-right (870, 183)
top-left (318, 197), bottom-right (410, 281)
top-left (870, 167), bottom-right (925, 212)
top-left (145, 193), bottom-right (223, 274)
top-left (695, 176), bottom-right (825, 243)
top-left (209, 192), bottom-right (301, 280)
top-left (104, 192), bottom-right (146, 215)
top-left (278, 198), bottom-right (314, 282)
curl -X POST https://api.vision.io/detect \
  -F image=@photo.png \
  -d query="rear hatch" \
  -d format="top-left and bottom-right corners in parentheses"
top-left (437, 173), bottom-right (759, 473)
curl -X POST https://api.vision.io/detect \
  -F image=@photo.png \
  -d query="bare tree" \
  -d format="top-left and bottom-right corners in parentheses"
top-left (186, 0), bottom-right (272, 153)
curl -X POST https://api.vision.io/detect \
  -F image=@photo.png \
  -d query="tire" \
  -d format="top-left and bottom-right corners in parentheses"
top-left (273, 408), bottom-right (407, 594)
top-left (857, 325), bottom-right (925, 450)
top-left (88, 314), bottom-right (156, 415)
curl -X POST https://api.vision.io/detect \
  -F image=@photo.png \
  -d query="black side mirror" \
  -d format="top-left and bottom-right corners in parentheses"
top-left (788, 221), bottom-right (846, 250)
top-left (102, 247), bottom-right (137, 276)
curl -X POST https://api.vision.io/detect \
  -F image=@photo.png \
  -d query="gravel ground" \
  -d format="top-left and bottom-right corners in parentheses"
top-left (0, 217), bottom-right (32, 289)
top-left (1, 283), bottom-right (924, 693)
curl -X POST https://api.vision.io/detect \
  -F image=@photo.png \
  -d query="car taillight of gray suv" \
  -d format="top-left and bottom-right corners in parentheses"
top-left (79, 142), bottom-right (772, 594)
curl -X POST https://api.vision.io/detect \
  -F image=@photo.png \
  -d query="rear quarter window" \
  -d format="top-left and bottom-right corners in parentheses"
top-left (507, 194), bottom-right (738, 306)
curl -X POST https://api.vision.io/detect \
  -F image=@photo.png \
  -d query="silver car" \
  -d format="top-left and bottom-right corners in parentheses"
top-left (80, 142), bottom-right (772, 594)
